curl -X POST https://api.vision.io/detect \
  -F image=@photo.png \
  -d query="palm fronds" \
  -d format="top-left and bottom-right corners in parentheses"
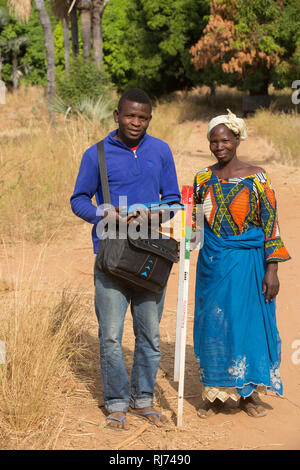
top-left (75, 95), bottom-right (112, 122)
top-left (0, 7), bottom-right (9, 29)
top-left (7, 0), bottom-right (32, 23)
top-left (51, 94), bottom-right (113, 123)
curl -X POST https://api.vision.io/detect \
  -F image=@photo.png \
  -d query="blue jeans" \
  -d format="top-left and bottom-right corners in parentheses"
top-left (94, 265), bottom-right (166, 414)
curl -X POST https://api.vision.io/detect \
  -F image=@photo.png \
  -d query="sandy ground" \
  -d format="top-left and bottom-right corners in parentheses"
top-left (2, 119), bottom-right (300, 450)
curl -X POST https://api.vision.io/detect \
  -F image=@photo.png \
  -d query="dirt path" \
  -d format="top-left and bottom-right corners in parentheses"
top-left (4, 120), bottom-right (300, 450)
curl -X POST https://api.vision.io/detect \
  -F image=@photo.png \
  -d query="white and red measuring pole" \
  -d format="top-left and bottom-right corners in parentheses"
top-left (174, 185), bottom-right (194, 427)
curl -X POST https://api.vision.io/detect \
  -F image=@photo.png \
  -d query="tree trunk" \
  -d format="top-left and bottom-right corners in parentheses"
top-left (79, 0), bottom-right (92, 61)
top-left (209, 83), bottom-right (216, 97)
top-left (12, 53), bottom-right (18, 89)
top-left (34, 0), bottom-right (56, 114)
top-left (62, 16), bottom-right (70, 75)
top-left (92, 0), bottom-right (107, 69)
top-left (249, 77), bottom-right (269, 96)
top-left (69, 1), bottom-right (79, 57)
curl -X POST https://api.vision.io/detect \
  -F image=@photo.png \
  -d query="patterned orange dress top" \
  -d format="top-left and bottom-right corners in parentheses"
top-left (193, 168), bottom-right (290, 262)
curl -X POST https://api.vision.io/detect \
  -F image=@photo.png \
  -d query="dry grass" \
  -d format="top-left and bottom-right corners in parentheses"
top-left (249, 110), bottom-right (300, 166)
top-left (0, 243), bottom-right (92, 449)
top-left (0, 86), bottom-right (113, 242)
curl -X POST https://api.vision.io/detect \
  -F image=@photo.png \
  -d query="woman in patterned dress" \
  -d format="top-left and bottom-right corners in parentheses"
top-left (192, 110), bottom-right (290, 418)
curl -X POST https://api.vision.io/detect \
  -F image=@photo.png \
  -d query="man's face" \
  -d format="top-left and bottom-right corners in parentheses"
top-left (113, 99), bottom-right (152, 145)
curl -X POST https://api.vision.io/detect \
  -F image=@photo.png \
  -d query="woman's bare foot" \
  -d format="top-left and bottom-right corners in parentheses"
top-left (197, 399), bottom-right (219, 419)
top-left (106, 412), bottom-right (129, 430)
top-left (240, 393), bottom-right (267, 418)
top-left (128, 406), bottom-right (168, 427)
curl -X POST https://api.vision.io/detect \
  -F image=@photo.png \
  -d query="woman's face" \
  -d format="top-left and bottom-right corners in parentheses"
top-left (209, 124), bottom-right (240, 164)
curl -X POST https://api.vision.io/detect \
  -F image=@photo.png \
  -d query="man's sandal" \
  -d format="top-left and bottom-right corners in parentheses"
top-left (106, 414), bottom-right (128, 430)
top-left (128, 408), bottom-right (168, 427)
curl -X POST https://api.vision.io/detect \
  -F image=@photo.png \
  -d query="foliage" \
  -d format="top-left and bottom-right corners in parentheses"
top-left (53, 17), bottom-right (70, 76)
top-left (270, 0), bottom-right (300, 87)
top-left (51, 93), bottom-right (114, 124)
top-left (2, 0), bottom-right (299, 98)
top-left (0, 5), bottom-right (9, 29)
top-left (103, 0), bottom-right (210, 95)
top-left (4, 35), bottom-right (29, 56)
top-left (53, 11), bottom-right (82, 76)
top-left (190, 0), bottom-right (300, 94)
top-left (0, 1), bottom-right (27, 82)
top-left (71, 95), bottom-right (113, 122)
top-left (22, 7), bottom-right (48, 85)
top-left (56, 55), bottom-right (114, 107)
top-left (0, 0), bottom-right (60, 86)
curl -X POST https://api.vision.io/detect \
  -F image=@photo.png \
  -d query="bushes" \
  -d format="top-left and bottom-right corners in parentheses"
top-left (55, 57), bottom-right (116, 121)
top-left (56, 57), bottom-right (114, 107)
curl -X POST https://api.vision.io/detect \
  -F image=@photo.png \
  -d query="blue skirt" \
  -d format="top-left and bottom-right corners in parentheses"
top-left (193, 223), bottom-right (282, 397)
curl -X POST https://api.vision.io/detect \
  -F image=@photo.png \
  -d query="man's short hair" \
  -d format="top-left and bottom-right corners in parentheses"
top-left (118, 88), bottom-right (152, 112)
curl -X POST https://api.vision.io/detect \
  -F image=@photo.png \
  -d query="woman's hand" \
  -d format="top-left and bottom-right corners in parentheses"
top-left (262, 262), bottom-right (279, 303)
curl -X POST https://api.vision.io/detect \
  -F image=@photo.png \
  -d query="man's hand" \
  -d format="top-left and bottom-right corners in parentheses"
top-left (104, 206), bottom-right (171, 232)
top-left (104, 206), bottom-right (140, 225)
top-left (127, 207), bottom-right (150, 228)
top-left (262, 262), bottom-right (279, 303)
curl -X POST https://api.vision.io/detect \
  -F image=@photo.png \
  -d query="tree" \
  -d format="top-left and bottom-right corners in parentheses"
top-left (5, 35), bottom-right (29, 88)
top-left (7, 0), bottom-right (56, 105)
top-left (77, 0), bottom-right (92, 61)
top-left (61, 13), bottom-right (70, 74)
top-left (68, 0), bottom-right (79, 57)
top-left (0, 6), bottom-right (9, 80)
top-left (92, 0), bottom-right (108, 68)
top-left (103, 0), bottom-right (210, 95)
top-left (51, 0), bottom-right (70, 75)
top-left (66, 0), bottom-right (108, 66)
top-left (269, 0), bottom-right (300, 88)
top-left (56, 54), bottom-right (113, 109)
top-left (190, 0), bottom-right (300, 95)
top-left (0, 2), bottom-right (42, 86)
top-left (34, 0), bottom-right (56, 103)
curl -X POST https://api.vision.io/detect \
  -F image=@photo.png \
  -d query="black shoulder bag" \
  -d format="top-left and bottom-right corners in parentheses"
top-left (95, 140), bottom-right (179, 293)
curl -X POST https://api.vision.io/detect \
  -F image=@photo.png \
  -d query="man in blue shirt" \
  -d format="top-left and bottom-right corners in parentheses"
top-left (71, 88), bottom-right (180, 430)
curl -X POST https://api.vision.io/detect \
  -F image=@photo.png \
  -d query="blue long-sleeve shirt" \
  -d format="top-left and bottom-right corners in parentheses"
top-left (70, 129), bottom-right (181, 253)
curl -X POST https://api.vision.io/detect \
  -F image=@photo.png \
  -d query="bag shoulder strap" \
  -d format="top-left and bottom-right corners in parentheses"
top-left (97, 140), bottom-right (111, 205)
